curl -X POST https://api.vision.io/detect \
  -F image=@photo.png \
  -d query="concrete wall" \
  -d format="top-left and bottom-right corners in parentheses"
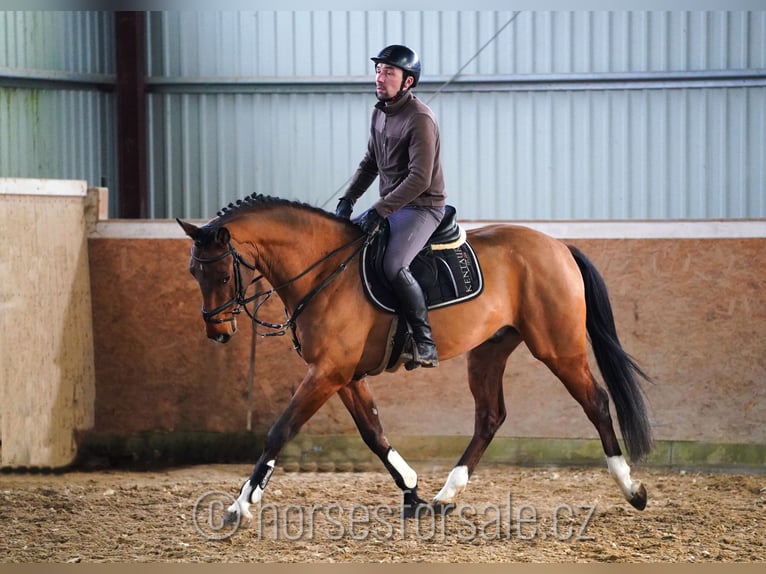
top-left (0, 179), bottom-right (97, 467)
top-left (84, 219), bottom-right (766, 469)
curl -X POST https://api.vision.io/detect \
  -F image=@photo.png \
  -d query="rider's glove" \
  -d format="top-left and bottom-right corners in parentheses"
top-left (335, 198), bottom-right (353, 219)
top-left (357, 208), bottom-right (384, 234)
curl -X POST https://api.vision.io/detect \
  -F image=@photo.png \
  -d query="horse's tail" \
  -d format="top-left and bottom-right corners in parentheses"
top-left (568, 245), bottom-right (654, 461)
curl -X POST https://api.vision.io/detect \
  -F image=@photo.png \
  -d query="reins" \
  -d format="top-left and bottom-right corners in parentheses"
top-left (191, 230), bottom-right (373, 346)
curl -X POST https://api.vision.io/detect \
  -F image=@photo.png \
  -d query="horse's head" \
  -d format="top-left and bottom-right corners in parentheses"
top-left (177, 218), bottom-right (256, 343)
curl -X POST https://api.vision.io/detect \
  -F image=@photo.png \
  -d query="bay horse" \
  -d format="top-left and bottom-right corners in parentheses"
top-left (177, 193), bottom-right (653, 525)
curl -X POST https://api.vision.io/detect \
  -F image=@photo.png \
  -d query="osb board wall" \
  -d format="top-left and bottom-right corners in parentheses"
top-left (87, 235), bottom-right (766, 446)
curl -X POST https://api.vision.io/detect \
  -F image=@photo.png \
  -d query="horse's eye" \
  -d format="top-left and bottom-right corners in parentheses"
top-left (221, 275), bottom-right (231, 285)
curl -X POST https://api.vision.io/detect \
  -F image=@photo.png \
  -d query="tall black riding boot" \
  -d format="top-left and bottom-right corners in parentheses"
top-left (391, 267), bottom-right (439, 368)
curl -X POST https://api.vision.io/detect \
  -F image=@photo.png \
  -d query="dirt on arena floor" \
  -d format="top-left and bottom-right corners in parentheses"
top-left (0, 463), bottom-right (763, 563)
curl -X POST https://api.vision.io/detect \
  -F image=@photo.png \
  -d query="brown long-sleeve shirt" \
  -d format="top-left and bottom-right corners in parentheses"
top-left (344, 90), bottom-right (447, 217)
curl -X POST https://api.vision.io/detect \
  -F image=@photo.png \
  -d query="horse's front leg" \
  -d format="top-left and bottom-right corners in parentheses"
top-left (337, 378), bottom-right (429, 518)
top-left (226, 364), bottom-right (346, 523)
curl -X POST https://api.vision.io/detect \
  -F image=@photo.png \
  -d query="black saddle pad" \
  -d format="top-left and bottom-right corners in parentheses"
top-left (360, 206), bottom-right (484, 313)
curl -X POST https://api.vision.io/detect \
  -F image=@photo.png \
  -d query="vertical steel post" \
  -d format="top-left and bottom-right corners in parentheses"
top-left (115, 11), bottom-right (147, 218)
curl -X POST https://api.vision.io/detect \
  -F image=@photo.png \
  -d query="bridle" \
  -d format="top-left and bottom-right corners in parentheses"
top-left (190, 232), bottom-right (371, 342)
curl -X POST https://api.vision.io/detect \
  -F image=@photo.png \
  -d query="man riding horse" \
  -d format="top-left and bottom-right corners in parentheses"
top-left (336, 44), bottom-right (446, 368)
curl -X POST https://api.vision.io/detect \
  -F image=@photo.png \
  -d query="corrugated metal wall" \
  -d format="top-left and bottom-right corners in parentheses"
top-left (147, 12), bottom-right (766, 77)
top-left (146, 11), bottom-right (766, 220)
top-left (0, 12), bottom-right (117, 211)
top-left (2, 12), bottom-right (764, 221)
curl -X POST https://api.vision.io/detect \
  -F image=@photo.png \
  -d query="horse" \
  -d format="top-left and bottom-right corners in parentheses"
top-left (177, 193), bottom-right (653, 525)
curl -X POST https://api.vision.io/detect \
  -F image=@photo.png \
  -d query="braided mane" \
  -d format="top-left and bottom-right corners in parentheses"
top-left (214, 193), bottom-right (347, 227)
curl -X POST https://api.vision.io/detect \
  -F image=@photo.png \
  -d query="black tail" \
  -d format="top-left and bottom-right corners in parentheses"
top-left (568, 245), bottom-right (653, 461)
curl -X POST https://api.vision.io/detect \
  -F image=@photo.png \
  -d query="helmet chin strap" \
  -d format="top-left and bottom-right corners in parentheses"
top-left (380, 90), bottom-right (406, 104)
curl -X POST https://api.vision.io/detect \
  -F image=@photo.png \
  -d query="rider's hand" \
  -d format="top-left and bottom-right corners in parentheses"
top-left (335, 198), bottom-right (353, 219)
top-left (357, 208), bottom-right (384, 234)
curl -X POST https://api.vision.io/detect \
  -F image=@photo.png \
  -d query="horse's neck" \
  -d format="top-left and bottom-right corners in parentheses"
top-left (230, 210), bottom-right (355, 294)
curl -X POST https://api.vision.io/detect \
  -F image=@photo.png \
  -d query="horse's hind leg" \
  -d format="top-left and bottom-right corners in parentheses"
top-left (432, 327), bottom-right (521, 508)
top-left (337, 378), bottom-right (429, 517)
top-left (544, 354), bottom-right (647, 510)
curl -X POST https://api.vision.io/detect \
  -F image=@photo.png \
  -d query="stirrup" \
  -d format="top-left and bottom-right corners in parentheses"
top-left (405, 342), bottom-right (439, 370)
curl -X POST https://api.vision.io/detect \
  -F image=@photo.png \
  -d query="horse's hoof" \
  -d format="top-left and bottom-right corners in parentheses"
top-left (402, 502), bottom-right (432, 519)
top-left (402, 489), bottom-right (429, 519)
top-left (629, 482), bottom-right (648, 511)
top-left (223, 510), bottom-right (241, 527)
top-left (402, 501), bottom-right (455, 519)
top-left (432, 502), bottom-right (455, 516)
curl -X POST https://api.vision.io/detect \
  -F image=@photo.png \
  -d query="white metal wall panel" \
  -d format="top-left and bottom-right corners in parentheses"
top-left (0, 12), bottom-right (116, 206)
top-left (149, 85), bottom-right (766, 220)
top-left (0, 11), bottom-right (114, 73)
top-left (147, 91), bottom-right (370, 219)
top-left (0, 88), bottom-right (115, 189)
top-left (143, 11), bottom-right (766, 220)
top-left (147, 11), bottom-right (766, 79)
top-left (431, 87), bottom-right (766, 220)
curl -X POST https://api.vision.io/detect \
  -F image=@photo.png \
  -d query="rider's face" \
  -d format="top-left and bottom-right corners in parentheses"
top-left (375, 64), bottom-right (411, 101)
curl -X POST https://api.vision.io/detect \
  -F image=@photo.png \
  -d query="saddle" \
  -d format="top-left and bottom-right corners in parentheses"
top-left (361, 205), bottom-right (484, 312)
top-left (357, 205), bottom-right (484, 376)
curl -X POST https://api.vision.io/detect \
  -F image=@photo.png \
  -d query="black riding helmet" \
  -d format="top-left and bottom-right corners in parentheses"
top-left (371, 44), bottom-right (421, 88)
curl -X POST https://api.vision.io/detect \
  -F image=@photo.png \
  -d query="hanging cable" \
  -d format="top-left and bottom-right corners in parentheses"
top-left (426, 11), bottom-right (521, 105)
top-left (320, 11), bottom-right (521, 209)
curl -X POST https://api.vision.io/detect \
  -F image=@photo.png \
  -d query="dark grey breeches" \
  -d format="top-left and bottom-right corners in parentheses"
top-left (382, 205), bottom-right (445, 282)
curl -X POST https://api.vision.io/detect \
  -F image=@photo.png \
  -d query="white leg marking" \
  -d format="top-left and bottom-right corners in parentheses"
top-left (228, 459), bottom-right (276, 521)
top-left (387, 448), bottom-right (418, 489)
top-left (228, 480), bottom-right (258, 520)
top-left (607, 455), bottom-right (640, 501)
top-left (433, 465), bottom-right (469, 505)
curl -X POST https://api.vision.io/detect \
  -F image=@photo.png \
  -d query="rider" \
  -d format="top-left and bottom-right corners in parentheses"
top-left (336, 44), bottom-right (446, 368)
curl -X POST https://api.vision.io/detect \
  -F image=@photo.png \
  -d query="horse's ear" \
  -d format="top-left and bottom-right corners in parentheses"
top-left (177, 218), bottom-right (200, 240)
top-left (215, 226), bottom-right (231, 245)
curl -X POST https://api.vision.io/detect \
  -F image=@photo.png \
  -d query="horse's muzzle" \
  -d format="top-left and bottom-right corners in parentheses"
top-left (211, 332), bottom-right (232, 344)
top-left (207, 320), bottom-right (237, 343)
